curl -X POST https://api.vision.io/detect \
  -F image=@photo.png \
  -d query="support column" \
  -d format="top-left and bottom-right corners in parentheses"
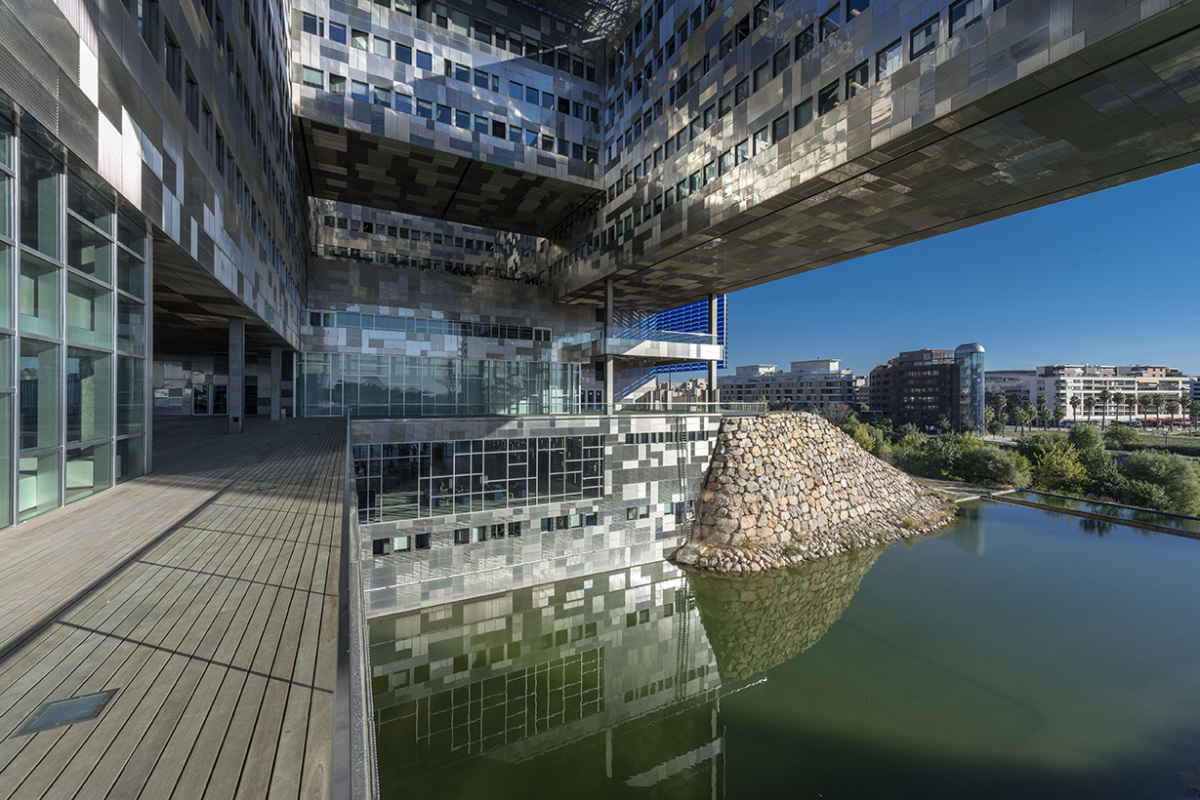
top-left (707, 294), bottom-right (719, 406)
top-left (270, 346), bottom-right (283, 420)
top-left (604, 279), bottom-right (614, 415)
top-left (229, 317), bottom-right (245, 434)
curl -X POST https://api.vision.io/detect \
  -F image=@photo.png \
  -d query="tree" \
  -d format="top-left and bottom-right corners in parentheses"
top-left (1038, 406), bottom-right (1051, 429)
top-left (1151, 393), bottom-right (1165, 426)
top-left (1012, 406), bottom-right (1031, 436)
top-left (1103, 424), bottom-right (1139, 448)
top-left (1031, 443), bottom-right (1089, 494)
top-left (1110, 392), bottom-right (1124, 425)
top-left (1068, 423), bottom-right (1102, 452)
top-left (822, 403), bottom-right (855, 427)
top-left (1166, 400), bottom-right (1181, 428)
top-left (1069, 394), bottom-right (1081, 422)
top-left (1138, 394), bottom-right (1152, 427)
top-left (1190, 401), bottom-right (1200, 423)
top-left (991, 393), bottom-right (1008, 429)
top-left (1036, 394), bottom-right (1048, 429)
top-left (1053, 404), bottom-right (1067, 428)
top-left (1083, 395), bottom-right (1096, 423)
top-left (1098, 388), bottom-right (1112, 429)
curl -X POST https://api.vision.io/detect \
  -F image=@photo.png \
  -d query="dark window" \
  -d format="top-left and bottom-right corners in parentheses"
top-left (818, 80), bottom-right (840, 114)
top-left (794, 98), bottom-right (813, 130)
top-left (848, 0), bottom-right (870, 17)
top-left (416, 49), bottom-right (432, 70)
top-left (734, 78), bottom-right (750, 105)
top-left (718, 91), bottom-right (732, 116)
top-left (877, 40), bottom-right (902, 80)
top-left (772, 113), bottom-right (789, 142)
top-left (753, 61), bottom-right (770, 91)
top-left (329, 22), bottom-right (346, 44)
top-left (753, 0), bottom-right (770, 27)
top-left (773, 46), bottom-right (789, 77)
top-left (795, 25), bottom-right (815, 59)
top-left (415, 533), bottom-right (431, 550)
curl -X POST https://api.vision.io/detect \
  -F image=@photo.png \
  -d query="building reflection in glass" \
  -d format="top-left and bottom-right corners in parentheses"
top-left (370, 546), bottom-right (881, 798)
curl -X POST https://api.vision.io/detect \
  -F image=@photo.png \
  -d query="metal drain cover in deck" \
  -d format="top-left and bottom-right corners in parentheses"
top-left (13, 689), bottom-right (118, 736)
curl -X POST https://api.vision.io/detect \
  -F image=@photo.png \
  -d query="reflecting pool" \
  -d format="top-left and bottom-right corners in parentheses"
top-left (370, 500), bottom-right (1200, 799)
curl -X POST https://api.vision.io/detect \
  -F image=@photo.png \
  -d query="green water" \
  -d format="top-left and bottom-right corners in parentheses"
top-left (371, 501), bottom-right (1200, 799)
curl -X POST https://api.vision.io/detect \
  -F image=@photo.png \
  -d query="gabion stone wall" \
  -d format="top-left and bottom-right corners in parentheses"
top-left (675, 412), bottom-right (955, 573)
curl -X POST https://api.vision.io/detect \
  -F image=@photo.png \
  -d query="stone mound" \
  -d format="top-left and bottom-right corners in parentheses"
top-left (674, 412), bottom-right (955, 573)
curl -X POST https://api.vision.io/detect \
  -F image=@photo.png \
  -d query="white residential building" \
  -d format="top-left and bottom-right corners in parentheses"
top-left (1032, 365), bottom-right (1191, 425)
top-left (720, 360), bottom-right (859, 409)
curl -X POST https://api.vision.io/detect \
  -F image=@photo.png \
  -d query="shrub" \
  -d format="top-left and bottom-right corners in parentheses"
top-left (1124, 450), bottom-right (1200, 515)
top-left (1067, 423), bottom-right (1102, 453)
top-left (1103, 425), bottom-right (1140, 448)
top-left (1076, 447), bottom-right (1127, 500)
top-left (957, 446), bottom-right (1030, 488)
top-left (1017, 432), bottom-right (1065, 465)
top-left (1031, 443), bottom-right (1089, 494)
top-left (1122, 480), bottom-right (1172, 512)
top-left (986, 420), bottom-right (1006, 436)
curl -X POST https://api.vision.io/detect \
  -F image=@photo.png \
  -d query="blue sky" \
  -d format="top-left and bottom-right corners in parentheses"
top-left (724, 163), bottom-right (1200, 377)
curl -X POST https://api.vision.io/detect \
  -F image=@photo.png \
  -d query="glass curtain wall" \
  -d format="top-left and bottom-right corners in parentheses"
top-left (300, 353), bottom-right (580, 417)
top-left (0, 107), bottom-right (149, 525)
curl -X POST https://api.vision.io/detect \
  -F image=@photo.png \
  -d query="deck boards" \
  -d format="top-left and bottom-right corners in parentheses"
top-left (0, 418), bottom-right (345, 800)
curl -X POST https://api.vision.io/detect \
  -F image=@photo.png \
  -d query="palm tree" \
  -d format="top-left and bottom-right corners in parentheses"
top-left (1083, 395), bottom-right (1095, 423)
top-left (1070, 395), bottom-right (1081, 422)
top-left (1152, 393), bottom-right (1165, 427)
top-left (1110, 392), bottom-right (1124, 425)
top-left (1190, 400), bottom-right (1200, 424)
top-left (1134, 393), bottom-right (1148, 426)
top-left (991, 393), bottom-right (1008, 431)
top-left (1053, 404), bottom-right (1067, 428)
top-left (1098, 388), bottom-right (1112, 429)
top-left (1036, 394), bottom-right (1047, 429)
top-left (1166, 400), bottom-right (1181, 429)
top-left (1013, 406), bottom-right (1030, 435)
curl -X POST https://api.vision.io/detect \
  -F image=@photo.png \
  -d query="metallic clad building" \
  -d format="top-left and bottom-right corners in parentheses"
top-left (0, 0), bottom-right (1197, 614)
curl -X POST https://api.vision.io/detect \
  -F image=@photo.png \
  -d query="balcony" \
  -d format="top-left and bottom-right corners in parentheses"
top-left (563, 327), bottom-right (723, 365)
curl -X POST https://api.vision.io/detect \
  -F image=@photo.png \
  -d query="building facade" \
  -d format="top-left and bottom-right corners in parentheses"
top-left (0, 0), bottom-right (1197, 612)
top-left (719, 359), bottom-right (858, 410)
top-left (868, 345), bottom-right (984, 431)
top-left (1031, 365), bottom-right (1192, 425)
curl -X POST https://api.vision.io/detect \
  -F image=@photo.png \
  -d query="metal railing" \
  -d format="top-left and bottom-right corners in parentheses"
top-left (331, 417), bottom-right (380, 800)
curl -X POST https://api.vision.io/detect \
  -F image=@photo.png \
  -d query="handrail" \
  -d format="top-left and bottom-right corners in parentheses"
top-left (331, 416), bottom-right (380, 800)
top-left (612, 401), bottom-right (767, 415)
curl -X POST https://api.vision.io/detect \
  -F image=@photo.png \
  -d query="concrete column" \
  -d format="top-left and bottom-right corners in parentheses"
top-left (604, 279), bottom-right (614, 415)
top-left (707, 294), bottom-right (719, 406)
top-left (270, 346), bottom-right (283, 420)
top-left (228, 317), bottom-right (245, 434)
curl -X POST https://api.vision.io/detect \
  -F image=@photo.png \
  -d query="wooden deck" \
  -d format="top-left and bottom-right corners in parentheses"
top-left (0, 417), bottom-right (346, 800)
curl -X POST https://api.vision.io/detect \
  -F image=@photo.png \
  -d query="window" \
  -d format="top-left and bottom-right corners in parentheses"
top-left (848, 0), bottom-right (870, 16)
top-left (703, 104), bottom-right (716, 128)
top-left (329, 22), bottom-right (346, 44)
top-left (351, 80), bottom-right (369, 101)
top-left (350, 29), bottom-right (368, 50)
top-left (524, 129), bottom-right (538, 146)
top-left (794, 98), bottom-right (813, 130)
top-left (846, 61), bottom-right (868, 98)
top-left (877, 40), bottom-right (902, 80)
top-left (735, 138), bottom-right (750, 164)
top-left (818, 81), bottom-right (840, 114)
top-left (415, 98), bottom-right (432, 118)
top-left (454, 528), bottom-right (469, 545)
top-left (718, 149), bottom-right (733, 175)
top-left (753, 0), bottom-right (770, 27)
top-left (820, 5), bottom-right (841, 41)
top-left (508, 80), bottom-right (522, 99)
top-left (773, 46), bottom-right (790, 78)
top-left (301, 13), bottom-right (323, 36)
top-left (435, 104), bottom-right (451, 124)
top-left (373, 36), bottom-right (390, 57)
top-left (473, 114), bottom-right (488, 134)
top-left (301, 66), bottom-right (322, 88)
top-left (396, 43), bottom-right (412, 64)
top-left (950, 0), bottom-right (983, 36)
top-left (795, 25), bottom-right (815, 59)
top-left (734, 14), bottom-right (750, 44)
top-left (719, 33), bottom-right (733, 59)
top-left (911, 15), bottom-right (939, 58)
top-left (718, 91), bottom-right (732, 117)
top-left (163, 26), bottom-right (182, 99)
top-left (330, 75), bottom-right (346, 95)
top-left (734, 78), bottom-right (750, 105)
top-left (753, 126), bottom-right (769, 154)
top-left (416, 50), bottom-right (432, 70)
top-left (772, 113), bottom-right (789, 142)
top-left (473, 68), bottom-right (488, 88)
top-left (752, 61), bottom-right (770, 91)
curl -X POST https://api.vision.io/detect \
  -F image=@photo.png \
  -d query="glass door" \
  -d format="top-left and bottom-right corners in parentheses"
top-left (193, 384), bottom-right (210, 415)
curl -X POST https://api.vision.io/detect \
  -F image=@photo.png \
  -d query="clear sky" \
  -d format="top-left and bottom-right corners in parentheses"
top-left (724, 162), bottom-right (1200, 377)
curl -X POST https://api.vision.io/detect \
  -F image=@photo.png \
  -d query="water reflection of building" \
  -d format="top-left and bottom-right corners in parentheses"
top-left (370, 549), bottom-right (887, 798)
top-left (370, 561), bottom-right (725, 799)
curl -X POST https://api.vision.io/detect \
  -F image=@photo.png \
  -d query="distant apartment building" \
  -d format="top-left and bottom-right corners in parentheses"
top-left (868, 344), bottom-right (985, 431)
top-left (720, 360), bottom-right (858, 410)
top-left (984, 370), bottom-right (1036, 408)
top-left (1032, 365), bottom-right (1192, 423)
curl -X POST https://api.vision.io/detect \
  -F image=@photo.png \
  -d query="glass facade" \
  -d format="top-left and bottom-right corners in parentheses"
top-left (955, 344), bottom-right (986, 433)
top-left (0, 112), bottom-right (149, 524)
top-left (354, 434), bottom-right (604, 523)
top-left (300, 353), bottom-right (579, 418)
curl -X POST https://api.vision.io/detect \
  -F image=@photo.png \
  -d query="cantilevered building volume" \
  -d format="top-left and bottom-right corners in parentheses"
top-left (0, 0), bottom-right (1198, 613)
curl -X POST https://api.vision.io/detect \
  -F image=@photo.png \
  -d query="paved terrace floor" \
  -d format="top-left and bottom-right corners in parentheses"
top-left (0, 417), bottom-right (346, 800)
